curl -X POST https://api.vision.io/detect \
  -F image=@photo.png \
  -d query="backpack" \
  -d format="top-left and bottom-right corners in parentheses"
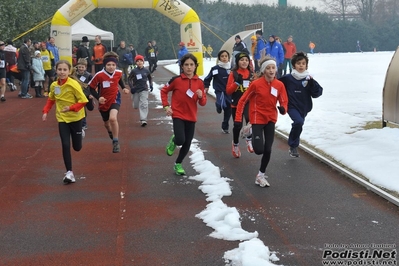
top-left (123, 52), bottom-right (133, 65)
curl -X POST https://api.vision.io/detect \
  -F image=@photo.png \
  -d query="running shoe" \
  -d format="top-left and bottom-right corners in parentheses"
top-left (166, 135), bottom-right (176, 156)
top-left (246, 138), bottom-right (254, 153)
top-left (174, 163), bottom-right (186, 175)
top-left (232, 142), bottom-right (241, 158)
top-left (255, 173), bottom-right (270, 187)
top-left (113, 141), bottom-right (120, 153)
top-left (63, 171), bottom-right (76, 184)
top-left (289, 147), bottom-right (299, 158)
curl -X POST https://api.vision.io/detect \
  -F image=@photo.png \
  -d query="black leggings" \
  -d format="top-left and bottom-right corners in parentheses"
top-left (172, 118), bottom-right (195, 164)
top-left (232, 102), bottom-right (250, 144)
top-left (58, 120), bottom-right (83, 171)
top-left (252, 122), bottom-right (275, 173)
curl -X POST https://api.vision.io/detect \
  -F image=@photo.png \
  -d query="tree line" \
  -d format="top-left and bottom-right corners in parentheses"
top-left (0, 0), bottom-right (398, 60)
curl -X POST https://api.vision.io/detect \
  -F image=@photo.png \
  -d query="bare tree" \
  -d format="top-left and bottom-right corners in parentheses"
top-left (320, 0), bottom-right (357, 20)
top-left (352, 0), bottom-right (377, 22)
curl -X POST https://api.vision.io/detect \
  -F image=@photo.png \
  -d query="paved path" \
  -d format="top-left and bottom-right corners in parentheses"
top-left (0, 66), bottom-right (398, 266)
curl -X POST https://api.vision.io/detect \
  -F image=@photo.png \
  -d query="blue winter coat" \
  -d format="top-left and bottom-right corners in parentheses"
top-left (279, 74), bottom-right (323, 117)
top-left (31, 58), bottom-right (45, 82)
top-left (266, 41), bottom-right (284, 66)
top-left (203, 65), bottom-right (232, 108)
top-left (177, 46), bottom-right (188, 65)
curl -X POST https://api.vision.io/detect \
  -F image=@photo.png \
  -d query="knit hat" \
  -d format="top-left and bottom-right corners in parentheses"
top-left (82, 36), bottom-right (89, 43)
top-left (34, 50), bottom-right (41, 56)
top-left (269, 35), bottom-right (276, 39)
top-left (250, 35), bottom-right (257, 40)
top-left (135, 55), bottom-right (144, 62)
top-left (77, 58), bottom-right (88, 66)
top-left (235, 52), bottom-right (250, 66)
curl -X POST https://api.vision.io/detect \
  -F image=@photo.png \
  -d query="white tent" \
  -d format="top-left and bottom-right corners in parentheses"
top-left (71, 18), bottom-right (114, 48)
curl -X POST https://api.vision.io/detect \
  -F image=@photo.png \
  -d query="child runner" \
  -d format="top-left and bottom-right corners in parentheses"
top-left (226, 52), bottom-right (254, 158)
top-left (161, 53), bottom-right (207, 175)
top-left (0, 41), bottom-right (7, 102)
top-left (279, 51), bottom-right (323, 157)
top-left (234, 56), bottom-right (288, 187)
top-left (74, 58), bottom-right (95, 130)
top-left (127, 54), bottom-right (153, 127)
top-left (88, 51), bottom-right (130, 153)
top-left (42, 60), bottom-right (88, 184)
top-left (203, 50), bottom-right (232, 133)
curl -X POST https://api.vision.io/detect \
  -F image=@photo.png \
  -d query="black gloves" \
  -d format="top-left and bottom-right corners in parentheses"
top-left (277, 106), bottom-right (286, 115)
top-left (235, 74), bottom-right (243, 85)
top-left (234, 121), bottom-right (242, 128)
top-left (149, 85), bottom-right (153, 92)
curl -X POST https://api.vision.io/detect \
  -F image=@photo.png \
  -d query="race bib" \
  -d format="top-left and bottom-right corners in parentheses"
top-left (151, 52), bottom-right (155, 57)
top-left (54, 86), bottom-right (61, 95)
top-left (212, 69), bottom-right (218, 75)
top-left (102, 81), bottom-right (110, 88)
top-left (186, 88), bottom-right (194, 98)
top-left (0, 60), bottom-right (4, 68)
top-left (243, 80), bottom-right (250, 88)
top-left (271, 87), bottom-right (277, 97)
top-left (136, 74), bottom-right (142, 80)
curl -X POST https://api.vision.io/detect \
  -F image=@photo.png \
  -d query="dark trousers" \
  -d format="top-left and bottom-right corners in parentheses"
top-left (58, 120), bottom-right (83, 171)
top-left (172, 118), bottom-right (196, 164)
top-left (232, 103), bottom-right (250, 144)
top-left (252, 122), bottom-right (275, 173)
top-left (149, 59), bottom-right (157, 73)
top-left (94, 64), bottom-right (103, 73)
top-left (287, 108), bottom-right (305, 148)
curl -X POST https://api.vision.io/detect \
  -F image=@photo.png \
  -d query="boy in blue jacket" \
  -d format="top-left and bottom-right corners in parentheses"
top-left (279, 52), bottom-right (323, 157)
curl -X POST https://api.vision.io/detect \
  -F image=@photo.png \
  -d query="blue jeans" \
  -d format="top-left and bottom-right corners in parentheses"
top-left (20, 70), bottom-right (30, 96)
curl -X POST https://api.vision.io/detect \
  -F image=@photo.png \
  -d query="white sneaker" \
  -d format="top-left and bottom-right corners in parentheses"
top-left (246, 138), bottom-right (254, 153)
top-left (255, 173), bottom-right (270, 187)
top-left (63, 171), bottom-right (76, 184)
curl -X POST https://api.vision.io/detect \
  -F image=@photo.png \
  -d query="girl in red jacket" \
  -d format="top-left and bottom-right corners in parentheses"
top-left (161, 53), bottom-right (207, 176)
top-left (235, 56), bottom-right (288, 187)
top-left (226, 52), bottom-right (254, 158)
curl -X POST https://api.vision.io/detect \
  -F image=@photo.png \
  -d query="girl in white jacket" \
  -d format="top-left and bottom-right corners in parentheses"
top-left (31, 50), bottom-right (45, 97)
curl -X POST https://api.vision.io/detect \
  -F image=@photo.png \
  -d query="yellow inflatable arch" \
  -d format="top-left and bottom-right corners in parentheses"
top-left (51, 0), bottom-right (203, 74)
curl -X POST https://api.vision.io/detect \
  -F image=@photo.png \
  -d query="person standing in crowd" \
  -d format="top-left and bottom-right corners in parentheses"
top-left (40, 42), bottom-right (55, 97)
top-left (266, 35), bottom-right (284, 78)
top-left (42, 60), bottom-right (88, 184)
top-left (202, 44), bottom-right (207, 58)
top-left (0, 41), bottom-right (6, 102)
top-left (128, 44), bottom-right (137, 65)
top-left (31, 50), bottom-right (45, 98)
top-left (76, 36), bottom-right (92, 73)
top-left (282, 35), bottom-right (297, 76)
top-left (250, 35), bottom-right (257, 60)
top-left (46, 37), bottom-right (59, 63)
top-left (128, 54), bottom-right (153, 127)
top-left (177, 41), bottom-right (188, 67)
top-left (116, 41), bottom-right (130, 84)
top-left (234, 56), bottom-right (288, 187)
top-left (17, 38), bottom-right (33, 99)
top-left (254, 30), bottom-right (267, 73)
top-left (91, 35), bottom-right (107, 73)
top-left (145, 41), bottom-right (158, 74)
top-left (309, 41), bottom-right (315, 54)
top-left (29, 41), bottom-right (40, 58)
top-left (74, 58), bottom-right (94, 130)
top-left (4, 40), bottom-right (18, 92)
top-left (232, 35), bottom-right (250, 68)
top-left (204, 50), bottom-right (232, 133)
top-left (206, 44), bottom-right (213, 60)
top-left (279, 51), bottom-right (323, 158)
top-left (226, 52), bottom-right (254, 158)
top-left (161, 53), bottom-right (207, 176)
top-left (151, 40), bottom-right (159, 67)
top-left (88, 51), bottom-right (130, 153)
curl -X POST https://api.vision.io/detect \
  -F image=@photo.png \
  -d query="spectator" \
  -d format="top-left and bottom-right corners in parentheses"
top-left (356, 40), bottom-right (363, 52)
top-left (250, 35), bottom-right (257, 59)
top-left (17, 38), bottom-right (33, 99)
top-left (144, 41), bottom-right (157, 74)
top-left (29, 41), bottom-right (41, 58)
top-left (3, 40), bottom-right (18, 91)
top-left (128, 54), bottom-right (153, 127)
top-left (202, 44), bottom-right (207, 58)
top-left (31, 50), bottom-right (45, 98)
top-left (116, 41), bottom-right (130, 83)
top-left (254, 30), bottom-right (267, 73)
top-left (40, 42), bottom-right (55, 97)
top-left (128, 44), bottom-right (137, 64)
top-left (309, 41), bottom-right (315, 54)
top-left (46, 37), bottom-right (59, 63)
top-left (76, 36), bottom-right (92, 73)
top-left (282, 35), bottom-right (297, 76)
top-left (72, 45), bottom-right (78, 66)
top-left (0, 41), bottom-right (6, 102)
top-left (92, 35), bottom-right (107, 73)
top-left (205, 44), bottom-right (213, 60)
top-left (232, 35), bottom-right (250, 68)
top-left (265, 35), bottom-right (284, 78)
top-left (177, 41), bottom-right (188, 68)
